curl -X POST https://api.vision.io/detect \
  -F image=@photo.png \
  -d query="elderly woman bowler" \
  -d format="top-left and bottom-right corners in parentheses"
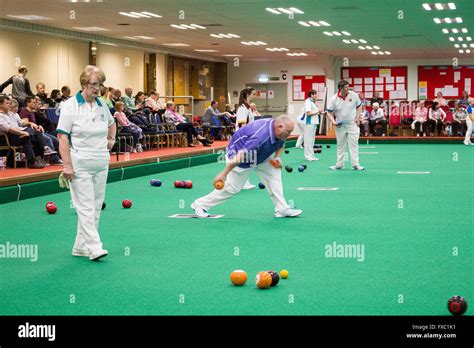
top-left (57, 65), bottom-right (116, 261)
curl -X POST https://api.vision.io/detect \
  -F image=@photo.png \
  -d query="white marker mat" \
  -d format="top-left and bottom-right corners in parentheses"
top-left (397, 171), bottom-right (430, 175)
top-left (297, 187), bottom-right (339, 191)
top-left (169, 214), bottom-right (224, 219)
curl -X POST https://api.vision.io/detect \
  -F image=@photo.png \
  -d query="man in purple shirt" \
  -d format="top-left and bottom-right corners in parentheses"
top-left (191, 116), bottom-right (303, 218)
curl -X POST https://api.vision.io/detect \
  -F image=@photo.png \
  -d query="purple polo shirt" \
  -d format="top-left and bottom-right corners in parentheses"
top-left (227, 118), bottom-right (284, 168)
top-left (19, 108), bottom-right (36, 123)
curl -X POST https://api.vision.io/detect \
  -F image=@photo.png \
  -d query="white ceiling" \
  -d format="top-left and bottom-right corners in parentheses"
top-left (1, 0), bottom-right (474, 62)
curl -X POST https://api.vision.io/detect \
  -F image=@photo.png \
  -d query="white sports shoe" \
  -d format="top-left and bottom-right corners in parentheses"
top-left (89, 249), bottom-right (108, 261)
top-left (352, 165), bottom-right (365, 171)
top-left (463, 140), bottom-right (473, 146)
top-left (72, 248), bottom-right (89, 257)
top-left (274, 208), bottom-right (303, 218)
top-left (329, 165), bottom-right (343, 170)
top-left (191, 202), bottom-right (210, 218)
top-left (242, 182), bottom-right (256, 190)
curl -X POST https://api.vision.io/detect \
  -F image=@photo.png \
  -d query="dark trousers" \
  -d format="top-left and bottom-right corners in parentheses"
top-left (414, 121), bottom-right (426, 135)
top-left (369, 119), bottom-right (387, 135)
top-left (451, 121), bottom-right (466, 136)
top-left (427, 119), bottom-right (444, 135)
top-left (122, 126), bottom-right (141, 145)
top-left (9, 128), bottom-right (47, 163)
top-left (176, 122), bottom-right (198, 144)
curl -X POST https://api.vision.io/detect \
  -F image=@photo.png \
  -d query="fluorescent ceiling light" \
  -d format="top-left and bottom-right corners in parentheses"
top-left (308, 21), bottom-right (320, 26)
top-left (467, 37), bottom-right (472, 41)
top-left (194, 49), bottom-right (218, 52)
top-left (73, 26), bottom-right (109, 31)
top-left (298, 21), bottom-right (311, 27)
top-left (135, 36), bottom-right (154, 40)
top-left (461, 28), bottom-right (468, 33)
top-left (384, 51), bottom-right (391, 55)
top-left (332, 31), bottom-right (342, 36)
top-left (378, 51), bottom-right (385, 55)
top-left (190, 24), bottom-right (206, 29)
top-left (466, 49), bottom-right (471, 53)
top-left (141, 12), bottom-right (162, 18)
top-left (277, 8), bottom-right (293, 15)
top-left (181, 24), bottom-right (197, 29)
top-left (454, 44), bottom-right (460, 48)
top-left (442, 28), bottom-right (449, 33)
top-left (130, 12), bottom-right (150, 18)
top-left (371, 52), bottom-right (378, 55)
top-left (171, 24), bottom-right (186, 29)
top-left (373, 45), bottom-right (380, 49)
top-left (350, 39), bottom-right (359, 43)
top-left (422, 3), bottom-right (431, 10)
top-left (341, 31), bottom-right (351, 36)
top-left (444, 17), bottom-right (452, 23)
top-left (366, 46), bottom-right (373, 49)
top-left (359, 39), bottom-right (367, 43)
top-left (449, 37), bottom-right (455, 41)
top-left (462, 44), bottom-right (467, 48)
top-left (266, 8), bottom-right (281, 14)
top-left (7, 15), bottom-right (53, 20)
top-left (289, 7), bottom-right (304, 14)
top-left (343, 39), bottom-right (351, 44)
top-left (228, 34), bottom-right (240, 38)
top-left (434, 18), bottom-right (441, 23)
top-left (452, 28), bottom-right (458, 33)
top-left (435, 3), bottom-right (444, 10)
top-left (323, 32), bottom-right (333, 36)
top-left (162, 43), bottom-right (190, 46)
top-left (448, 3), bottom-right (456, 10)
top-left (119, 12), bottom-right (140, 18)
top-left (358, 46), bottom-right (366, 50)
top-left (319, 21), bottom-right (330, 26)
top-left (459, 50), bottom-right (464, 53)
top-left (223, 54), bottom-right (243, 57)
top-left (455, 17), bottom-right (463, 23)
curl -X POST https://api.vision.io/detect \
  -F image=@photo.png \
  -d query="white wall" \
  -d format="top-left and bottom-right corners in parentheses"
top-left (96, 44), bottom-right (144, 94)
top-left (0, 29), bottom-right (88, 94)
top-left (336, 58), bottom-right (474, 101)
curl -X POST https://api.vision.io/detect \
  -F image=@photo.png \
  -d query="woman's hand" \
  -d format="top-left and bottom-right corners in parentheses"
top-left (107, 137), bottom-right (115, 150)
top-left (63, 165), bottom-right (74, 180)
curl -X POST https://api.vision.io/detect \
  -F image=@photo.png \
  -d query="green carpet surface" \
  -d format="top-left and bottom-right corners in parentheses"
top-left (0, 144), bottom-right (472, 315)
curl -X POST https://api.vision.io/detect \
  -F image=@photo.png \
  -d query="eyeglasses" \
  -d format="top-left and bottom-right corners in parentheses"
top-left (87, 82), bottom-right (104, 89)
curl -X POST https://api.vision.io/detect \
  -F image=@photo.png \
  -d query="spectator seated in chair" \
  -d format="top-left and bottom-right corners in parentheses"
top-left (0, 96), bottom-right (57, 168)
top-left (164, 101), bottom-right (212, 147)
top-left (459, 90), bottom-right (470, 108)
top-left (369, 91), bottom-right (384, 107)
top-left (427, 101), bottom-right (447, 136)
top-left (358, 104), bottom-right (370, 137)
top-left (122, 86), bottom-right (136, 113)
top-left (114, 102), bottom-right (144, 153)
top-left (35, 82), bottom-right (55, 108)
top-left (368, 102), bottom-right (387, 136)
top-left (452, 102), bottom-right (468, 136)
top-left (202, 100), bottom-right (233, 140)
top-left (413, 100), bottom-right (428, 137)
top-left (145, 90), bottom-right (164, 113)
top-left (19, 96), bottom-right (62, 165)
top-left (225, 104), bottom-right (237, 124)
top-left (434, 91), bottom-right (447, 107)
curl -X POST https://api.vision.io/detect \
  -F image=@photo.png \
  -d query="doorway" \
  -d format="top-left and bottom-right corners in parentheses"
top-left (246, 82), bottom-right (288, 115)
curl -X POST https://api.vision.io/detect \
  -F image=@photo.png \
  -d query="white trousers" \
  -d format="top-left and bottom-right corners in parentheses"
top-left (295, 121), bottom-right (305, 147)
top-left (465, 118), bottom-right (473, 143)
top-left (304, 124), bottom-right (317, 159)
top-left (194, 159), bottom-right (290, 213)
top-left (335, 124), bottom-right (360, 167)
top-left (70, 151), bottom-right (109, 253)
